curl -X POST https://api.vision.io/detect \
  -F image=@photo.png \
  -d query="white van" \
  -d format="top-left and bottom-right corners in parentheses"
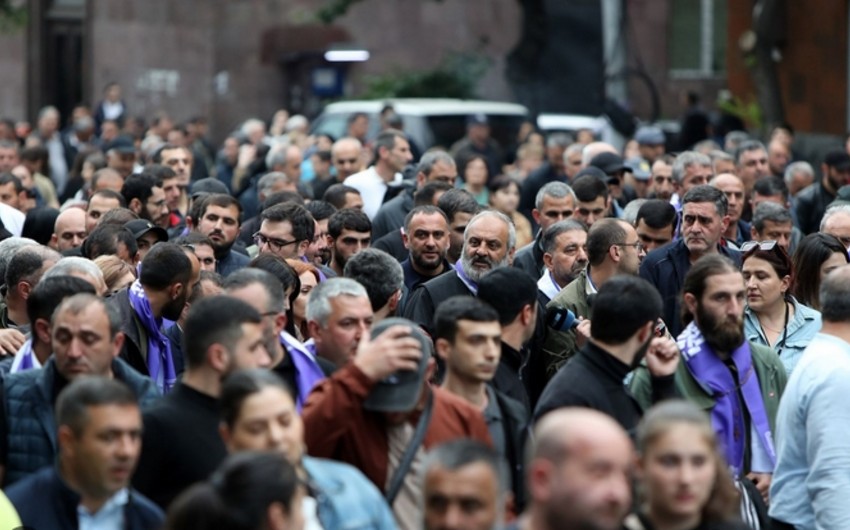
top-left (310, 98), bottom-right (529, 151)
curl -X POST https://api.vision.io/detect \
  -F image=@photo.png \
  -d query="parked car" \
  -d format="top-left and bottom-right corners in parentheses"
top-left (310, 98), bottom-right (529, 152)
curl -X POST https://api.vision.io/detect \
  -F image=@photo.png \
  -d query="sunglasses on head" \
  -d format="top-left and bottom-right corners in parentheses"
top-left (740, 240), bottom-right (778, 253)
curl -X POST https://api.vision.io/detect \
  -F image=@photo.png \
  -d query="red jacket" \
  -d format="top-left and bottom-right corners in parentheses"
top-left (303, 363), bottom-right (492, 490)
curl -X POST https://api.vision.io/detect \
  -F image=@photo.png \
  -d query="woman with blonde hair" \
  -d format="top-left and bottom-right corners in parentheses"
top-left (93, 254), bottom-right (136, 295)
top-left (627, 400), bottom-right (750, 530)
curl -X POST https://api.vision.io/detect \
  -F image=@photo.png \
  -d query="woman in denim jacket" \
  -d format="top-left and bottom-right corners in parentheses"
top-left (218, 369), bottom-right (397, 530)
top-left (742, 241), bottom-right (821, 375)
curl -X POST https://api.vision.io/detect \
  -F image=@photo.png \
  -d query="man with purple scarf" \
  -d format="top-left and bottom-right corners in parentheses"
top-left (631, 254), bottom-right (787, 505)
top-left (108, 242), bottom-right (199, 393)
top-left (224, 268), bottom-right (330, 411)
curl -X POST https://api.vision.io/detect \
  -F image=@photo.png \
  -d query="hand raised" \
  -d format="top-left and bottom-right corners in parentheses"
top-left (353, 324), bottom-right (424, 382)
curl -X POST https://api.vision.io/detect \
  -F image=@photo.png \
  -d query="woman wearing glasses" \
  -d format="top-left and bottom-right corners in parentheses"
top-left (741, 240), bottom-right (821, 375)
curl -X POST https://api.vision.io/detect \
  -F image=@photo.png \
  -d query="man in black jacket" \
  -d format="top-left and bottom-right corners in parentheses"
top-left (404, 210), bottom-right (514, 337)
top-left (795, 150), bottom-right (850, 234)
top-left (533, 275), bottom-right (679, 435)
top-left (132, 295), bottom-right (270, 509)
top-left (108, 243), bottom-right (199, 383)
top-left (434, 296), bottom-right (528, 509)
top-left (513, 181), bottom-right (577, 279)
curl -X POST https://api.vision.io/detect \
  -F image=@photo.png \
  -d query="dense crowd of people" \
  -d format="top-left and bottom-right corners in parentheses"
top-left (0, 88), bottom-right (848, 530)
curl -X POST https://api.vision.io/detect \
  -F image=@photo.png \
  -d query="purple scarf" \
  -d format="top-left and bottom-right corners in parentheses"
top-left (280, 331), bottom-right (326, 412)
top-left (453, 261), bottom-right (478, 295)
top-left (678, 321), bottom-right (776, 477)
top-left (128, 280), bottom-right (176, 393)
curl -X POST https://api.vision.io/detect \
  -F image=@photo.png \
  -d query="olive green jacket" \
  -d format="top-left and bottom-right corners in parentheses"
top-left (541, 269), bottom-right (592, 379)
top-left (630, 341), bottom-right (788, 436)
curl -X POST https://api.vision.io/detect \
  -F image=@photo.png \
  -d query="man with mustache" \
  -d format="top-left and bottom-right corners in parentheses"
top-left (640, 185), bottom-right (742, 338)
top-left (631, 254), bottom-right (786, 505)
top-left (6, 378), bottom-right (164, 530)
top-left (404, 210), bottom-right (515, 337)
top-left (193, 193), bottom-right (249, 277)
top-left (534, 275), bottom-right (680, 432)
top-left (434, 296), bottom-right (528, 509)
top-left (537, 219), bottom-right (588, 306)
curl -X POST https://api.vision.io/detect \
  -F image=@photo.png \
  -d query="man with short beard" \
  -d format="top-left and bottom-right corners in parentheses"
top-left (132, 295), bottom-right (270, 510)
top-left (630, 254), bottom-right (786, 504)
top-left (399, 205), bottom-right (451, 301)
top-left (108, 243), bottom-right (200, 390)
top-left (534, 275), bottom-right (679, 431)
top-left (403, 210), bottom-right (515, 337)
top-left (193, 193), bottom-right (249, 277)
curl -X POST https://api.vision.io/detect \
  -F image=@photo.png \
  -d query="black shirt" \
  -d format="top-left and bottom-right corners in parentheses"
top-left (132, 381), bottom-right (227, 510)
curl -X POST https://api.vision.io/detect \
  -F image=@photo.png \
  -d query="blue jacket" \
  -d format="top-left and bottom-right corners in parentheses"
top-left (303, 456), bottom-right (396, 530)
top-left (0, 358), bottom-right (159, 486)
top-left (6, 466), bottom-right (163, 530)
top-left (639, 240), bottom-right (741, 337)
top-left (744, 297), bottom-right (822, 376)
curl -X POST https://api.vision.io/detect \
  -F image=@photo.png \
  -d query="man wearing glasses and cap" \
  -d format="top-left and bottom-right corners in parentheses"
top-left (303, 317), bottom-right (491, 530)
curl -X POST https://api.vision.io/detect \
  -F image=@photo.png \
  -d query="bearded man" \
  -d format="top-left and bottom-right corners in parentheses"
top-left (630, 254), bottom-right (786, 505)
top-left (403, 210), bottom-right (514, 337)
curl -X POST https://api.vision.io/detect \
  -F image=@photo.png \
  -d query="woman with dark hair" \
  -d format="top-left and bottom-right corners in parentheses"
top-left (457, 154), bottom-right (491, 206)
top-left (285, 259), bottom-right (321, 342)
top-left (742, 240), bottom-right (821, 375)
top-left (166, 451), bottom-right (303, 530)
top-left (791, 233), bottom-right (849, 310)
top-left (627, 400), bottom-right (749, 530)
top-left (218, 370), bottom-right (396, 530)
top-left (488, 175), bottom-right (532, 247)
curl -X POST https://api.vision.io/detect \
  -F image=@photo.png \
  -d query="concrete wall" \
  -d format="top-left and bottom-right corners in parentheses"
top-left (85, 0), bottom-right (521, 142)
top-left (0, 28), bottom-right (27, 121)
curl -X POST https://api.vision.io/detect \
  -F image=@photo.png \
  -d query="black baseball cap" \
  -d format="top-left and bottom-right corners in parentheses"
top-left (124, 219), bottom-right (168, 243)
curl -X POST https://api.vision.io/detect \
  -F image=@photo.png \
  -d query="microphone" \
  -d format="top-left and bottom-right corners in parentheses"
top-left (546, 306), bottom-right (580, 331)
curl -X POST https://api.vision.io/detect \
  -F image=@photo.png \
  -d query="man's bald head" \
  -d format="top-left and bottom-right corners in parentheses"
top-left (527, 408), bottom-right (633, 530)
top-left (531, 408), bottom-right (632, 462)
top-left (581, 142), bottom-right (618, 168)
top-left (331, 137), bottom-right (363, 181)
top-left (51, 208), bottom-right (87, 251)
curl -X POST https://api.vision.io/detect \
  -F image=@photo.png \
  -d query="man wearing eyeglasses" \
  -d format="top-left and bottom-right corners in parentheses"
top-left (254, 202), bottom-right (314, 261)
top-left (542, 218), bottom-right (646, 377)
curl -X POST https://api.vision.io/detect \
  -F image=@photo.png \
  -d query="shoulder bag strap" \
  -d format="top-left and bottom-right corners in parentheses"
top-left (385, 390), bottom-right (434, 505)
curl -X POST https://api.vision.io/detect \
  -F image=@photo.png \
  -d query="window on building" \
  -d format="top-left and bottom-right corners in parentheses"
top-left (669, 0), bottom-right (727, 78)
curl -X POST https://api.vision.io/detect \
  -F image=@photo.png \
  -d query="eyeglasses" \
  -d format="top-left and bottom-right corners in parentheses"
top-left (740, 240), bottom-right (778, 253)
top-left (253, 232), bottom-right (300, 252)
top-left (616, 241), bottom-right (644, 252)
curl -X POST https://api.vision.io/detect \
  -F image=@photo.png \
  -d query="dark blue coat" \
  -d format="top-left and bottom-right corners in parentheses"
top-left (7, 466), bottom-right (163, 530)
top-left (639, 239), bottom-right (741, 337)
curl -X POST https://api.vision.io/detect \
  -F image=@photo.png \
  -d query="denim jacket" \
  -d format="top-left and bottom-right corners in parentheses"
top-left (303, 456), bottom-right (396, 530)
top-left (744, 297), bottom-right (822, 376)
